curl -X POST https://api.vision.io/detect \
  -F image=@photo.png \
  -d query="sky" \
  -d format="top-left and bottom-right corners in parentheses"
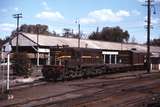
top-left (0, 0), bottom-right (160, 43)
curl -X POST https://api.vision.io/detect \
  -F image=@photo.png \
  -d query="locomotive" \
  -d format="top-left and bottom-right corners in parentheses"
top-left (41, 47), bottom-right (146, 81)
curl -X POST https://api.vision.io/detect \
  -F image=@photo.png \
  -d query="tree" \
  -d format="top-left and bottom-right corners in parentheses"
top-left (89, 26), bottom-right (130, 43)
top-left (62, 28), bottom-right (77, 38)
top-left (12, 52), bottom-right (32, 77)
top-left (19, 24), bottom-right (51, 35)
top-left (150, 38), bottom-right (160, 46)
top-left (0, 38), bottom-right (3, 49)
top-left (89, 32), bottom-right (99, 40)
top-left (63, 28), bottom-right (71, 37)
top-left (12, 24), bottom-right (58, 36)
top-left (0, 36), bottom-right (10, 50)
top-left (131, 36), bottom-right (137, 44)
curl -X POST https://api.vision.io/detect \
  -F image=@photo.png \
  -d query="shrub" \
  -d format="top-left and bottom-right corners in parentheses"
top-left (12, 52), bottom-right (32, 77)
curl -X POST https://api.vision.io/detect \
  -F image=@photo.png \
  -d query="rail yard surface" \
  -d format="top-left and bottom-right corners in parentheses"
top-left (1, 71), bottom-right (160, 107)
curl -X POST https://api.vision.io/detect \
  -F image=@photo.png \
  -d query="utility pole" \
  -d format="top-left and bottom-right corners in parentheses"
top-left (36, 25), bottom-right (40, 66)
top-left (96, 26), bottom-right (99, 35)
top-left (78, 23), bottom-right (80, 48)
top-left (147, 0), bottom-right (151, 73)
top-left (76, 20), bottom-right (81, 48)
top-left (13, 13), bottom-right (22, 72)
top-left (143, 0), bottom-right (153, 73)
top-left (13, 13), bottom-right (22, 55)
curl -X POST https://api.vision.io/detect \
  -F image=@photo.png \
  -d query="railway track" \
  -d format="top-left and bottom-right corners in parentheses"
top-left (9, 70), bottom-right (147, 91)
top-left (10, 79), bottom-right (47, 91)
top-left (3, 72), bottom-right (160, 107)
top-left (72, 78), bottom-right (160, 107)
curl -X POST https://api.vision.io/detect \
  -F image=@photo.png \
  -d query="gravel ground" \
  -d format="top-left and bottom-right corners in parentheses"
top-left (0, 70), bottom-right (160, 107)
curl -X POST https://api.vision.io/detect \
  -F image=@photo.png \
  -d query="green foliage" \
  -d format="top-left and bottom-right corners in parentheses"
top-left (62, 28), bottom-right (77, 38)
top-left (20, 24), bottom-right (50, 35)
top-left (150, 38), bottom-right (160, 46)
top-left (89, 26), bottom-right (130, 43)
top-left (11, 24), bottom-right (58, 36)
top-left (0, 38), bottom-right (3, 49)
top-left (0, 36), bottom-right (10, 50)
top-left (12, 52), bottom-right (32, 77)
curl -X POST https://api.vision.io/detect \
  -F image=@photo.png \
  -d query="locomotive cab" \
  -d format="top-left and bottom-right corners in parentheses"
top-left (42, 47), bottom-right (103, 81)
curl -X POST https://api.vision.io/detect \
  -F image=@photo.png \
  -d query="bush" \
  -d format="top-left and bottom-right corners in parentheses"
top-left (12, 52), bottom-right (32, 77)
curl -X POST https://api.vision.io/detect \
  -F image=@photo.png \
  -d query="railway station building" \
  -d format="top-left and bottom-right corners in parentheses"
top-left (1, 32), bottom-right (160, 70)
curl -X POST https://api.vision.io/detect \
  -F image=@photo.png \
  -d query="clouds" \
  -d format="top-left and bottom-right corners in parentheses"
top-left (0, 23), bottom-right (16, 32)
top-left (35, 11), bottom-right (64, 21)
top-left (35, 1), bottom-right (64, 21)
top-left (80, 9), bottom-right (131, 24)
top-left (1, 9), bottom-right (8, 13)
top-left (137, 0), bottom-right (160, 2)
top-left (13, 7), bottom-right (22, 13)
top-left (80, 9), bottom-right (142, 24)
top-left (0, 7), bottom-right (21, 13)
top-left (36, 1), bottom-right (140, 25)
top-left (131, 10), bottom-right (141, 16)
top-left (143, 16), bottom-right (160, 25)
top-left (80, 18), bottom-right (96, 24)
top-left (14, 7), bottom-right (19, 12)
top-left (152, 18), bottom-right (160, 24)
top-left (144, 16), bottom-right (160, 25)
top-left (42, 1), bottom-right (50, 10)
top-left (89, 9), bottom-right (130, 22)
top-left (35, 8), bottom-right (141, 25)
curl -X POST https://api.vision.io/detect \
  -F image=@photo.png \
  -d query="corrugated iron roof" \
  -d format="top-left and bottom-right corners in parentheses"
top-left (5, 32), bottom-right (160, 53)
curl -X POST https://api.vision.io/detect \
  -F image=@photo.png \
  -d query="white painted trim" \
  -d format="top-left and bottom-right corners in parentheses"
top-left (103, 54), bottom-right (106, 64)
top-left (47, 52), bottom-right (50, 65)
top-left (37, 52), bottom-right (39, 66)
top-left (109, 55), bottom-right (111, 64)
top-left (102, 51), bottom-right (118, 55)
top-left (115, 55), bottom-right (117, 64)
top-left (5, 44), bottom-right (12, 52)
top-left (38, 48), bottom-right (50, 53)
top-left (7, 54), bottom-right (10, 90)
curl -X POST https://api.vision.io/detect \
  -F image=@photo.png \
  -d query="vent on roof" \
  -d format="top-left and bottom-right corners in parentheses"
top-left (131, 48), bottom-right (137, 50)
top-left (62, 45), bottom-right (69, 48)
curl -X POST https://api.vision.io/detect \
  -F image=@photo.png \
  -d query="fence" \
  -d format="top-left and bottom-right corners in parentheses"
top-left (0, 64), bottom-right (14, 94)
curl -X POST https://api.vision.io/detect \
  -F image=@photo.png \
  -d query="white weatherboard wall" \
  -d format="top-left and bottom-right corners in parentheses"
top-left (11, 34), bottom-right (37, 46)
top-left (151, 64), bottom-right (160, 71)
